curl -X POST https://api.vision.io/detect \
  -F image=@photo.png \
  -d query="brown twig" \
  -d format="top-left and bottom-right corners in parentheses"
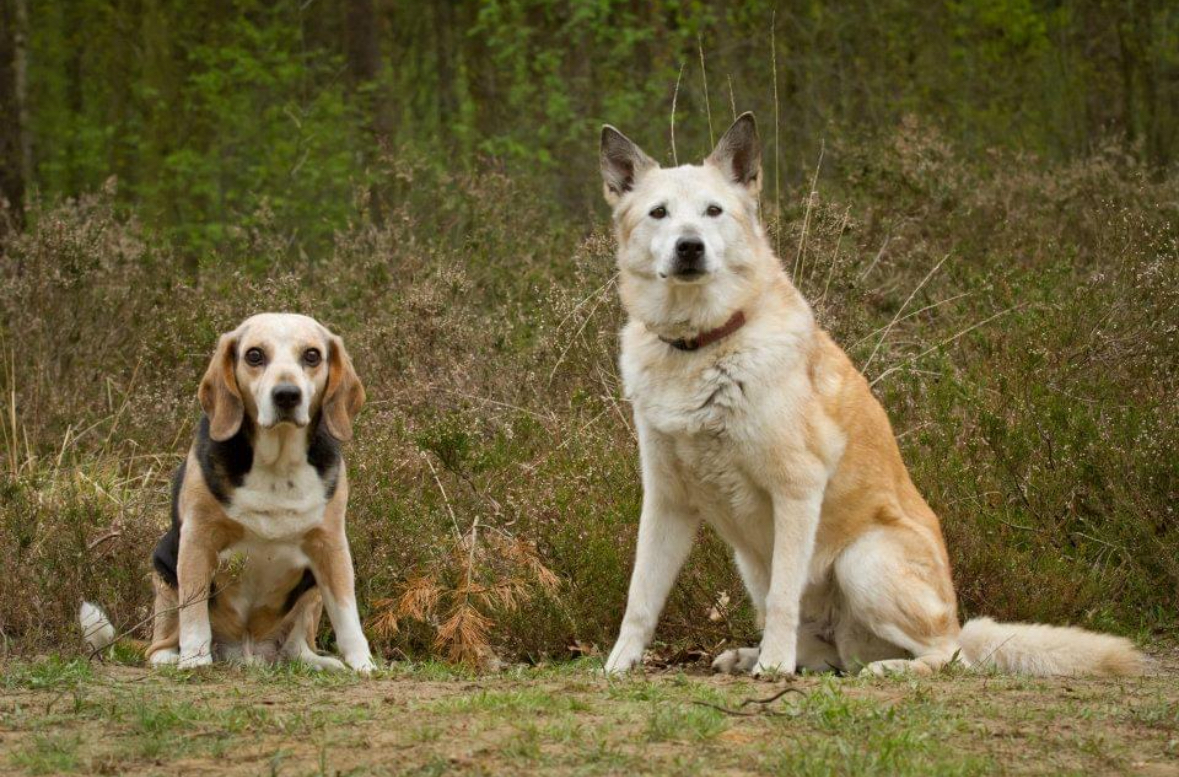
top-left (86, 528), bottom-right (122, 551)
top-left (691, 686), bottom-right (806, 717)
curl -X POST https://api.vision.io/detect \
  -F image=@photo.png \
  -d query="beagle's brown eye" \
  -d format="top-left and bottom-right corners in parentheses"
top-left (303, 348), bottom-right (322, 367)
top-left (706, 204), bottom-right (723, 217)
top-left (244, 348), bottom-right (265, 366)
top-left (649, 205), bottom-right (667, 219)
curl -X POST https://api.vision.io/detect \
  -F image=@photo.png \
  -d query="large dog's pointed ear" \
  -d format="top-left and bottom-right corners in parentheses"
top-left (706, 112), bottom-right (761, 193)
top-left (600, 125), bottom-right (656, 205)
top-left (322, 333), bottom-right (365, 443)
top-left (198, 332), bottom-right (244, 442)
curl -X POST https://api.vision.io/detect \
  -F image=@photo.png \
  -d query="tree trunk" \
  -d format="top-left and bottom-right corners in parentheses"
top-left (433, 1), bottom-right (458, 131)
top-left (345, 0), bottom-right (392, 224)
top-left (0, 0), bottom-right (29, 227)
top-left (345, 0), bottom-right (381, 85)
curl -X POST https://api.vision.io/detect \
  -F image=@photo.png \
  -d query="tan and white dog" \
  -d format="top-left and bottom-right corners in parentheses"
top-left (80, 313), bottom-right (375, 673)
top-left (599, 114), bottom-right (1143, 678)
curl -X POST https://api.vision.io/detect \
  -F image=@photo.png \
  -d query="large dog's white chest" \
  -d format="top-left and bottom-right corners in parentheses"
top-left (225, 461), bottom-right (329, 542)
top-left (629, 350), bottom-right (771, 515)
top-left (623, 324), bottom-right (824, 542)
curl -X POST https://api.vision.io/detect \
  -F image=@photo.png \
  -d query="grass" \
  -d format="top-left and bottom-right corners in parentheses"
top-left (1, 654), bottom-right (1177, 776)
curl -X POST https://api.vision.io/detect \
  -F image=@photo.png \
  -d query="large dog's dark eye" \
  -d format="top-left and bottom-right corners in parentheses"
top-left (649, 206), bottom-right (667, 219)
top-left (244, 348), bottom-right (265, 367)
top-left (706, 204), bottom-right (723, 217)
top-left (303, 348), bottom-right (322, 367)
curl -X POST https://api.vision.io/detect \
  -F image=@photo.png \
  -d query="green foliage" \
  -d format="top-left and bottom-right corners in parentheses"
top-left (13, 0), bottom-right (1179, 253)
top-left (1, 657), bottom-right (93, 690)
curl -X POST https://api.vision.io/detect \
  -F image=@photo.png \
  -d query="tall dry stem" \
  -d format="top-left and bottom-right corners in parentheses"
top-left (670, 63), bottom-right (685, 166)
top-left (698, 35), bottom-right (714, 146)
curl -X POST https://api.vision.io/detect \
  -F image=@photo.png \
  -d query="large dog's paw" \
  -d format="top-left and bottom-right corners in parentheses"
top-left (861, 658), bottom-right (933, 678)
top-left (711, 647), bottom-right (760, 674)
top-left (345, 654), bottom-right (377, 675)
top-left (603, 637), bottom-right (645, 675)
top-left (302, 653), bottom-right (348, 672)
top-left (751, 650), bottom-right (797, 678)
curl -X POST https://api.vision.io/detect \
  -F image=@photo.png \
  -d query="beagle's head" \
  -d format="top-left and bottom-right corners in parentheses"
top-left (198, 313), bottom-right (366, 443)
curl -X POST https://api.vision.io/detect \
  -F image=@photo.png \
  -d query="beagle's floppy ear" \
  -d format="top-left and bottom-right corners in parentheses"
top-left (322, 334), bottom-right (365, 442)
top-left (198, 332), bottom-right (244, 441)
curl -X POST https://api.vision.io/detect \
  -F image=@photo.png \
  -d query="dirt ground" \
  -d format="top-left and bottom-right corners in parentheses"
top-left (2, 649), bottom-right (1177, 776)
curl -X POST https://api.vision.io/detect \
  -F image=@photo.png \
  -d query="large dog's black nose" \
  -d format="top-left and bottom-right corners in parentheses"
top-left (272, 384), bottom-right (302, 410)
top-left (672, 237), bottom-right (706, 277)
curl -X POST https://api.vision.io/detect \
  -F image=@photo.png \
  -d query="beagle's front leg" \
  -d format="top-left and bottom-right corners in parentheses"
top-left (176, 518), bottom-right (222, 668)
top-left (303, 527), bottom-right (375, 674)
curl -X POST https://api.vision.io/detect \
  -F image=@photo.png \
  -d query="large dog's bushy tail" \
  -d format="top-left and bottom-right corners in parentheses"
top-left (79, 602), bottom-right (117, 652)
top-left (959, 617), bottom-right (1145, 677)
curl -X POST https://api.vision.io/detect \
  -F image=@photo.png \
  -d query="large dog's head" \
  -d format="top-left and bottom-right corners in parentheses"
top-left (198, 313), bottom-right (365, 442)
top-left (600, 113), bottom-right (775, 333)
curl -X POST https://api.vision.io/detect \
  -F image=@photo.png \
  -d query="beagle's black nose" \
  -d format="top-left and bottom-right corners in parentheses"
top-left (272, 384), bottom-right (302, 410)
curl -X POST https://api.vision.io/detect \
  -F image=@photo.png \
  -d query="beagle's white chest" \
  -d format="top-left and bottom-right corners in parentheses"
top-left (225, 460), bottom-right (329, 542)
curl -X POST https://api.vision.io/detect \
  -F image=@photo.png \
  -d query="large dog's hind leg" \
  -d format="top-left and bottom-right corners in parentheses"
top-left (733, 547), bottom-right (770, 628)
top-left (715, 626), bottom-right (844, 674)
top-left (796, 625), bottom-right (843, 672)
top-left (835, 529), bottom-right (962, 676)
top-left (714, 562), bottom-right (843, 675)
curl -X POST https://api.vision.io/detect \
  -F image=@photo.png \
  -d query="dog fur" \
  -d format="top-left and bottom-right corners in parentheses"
top-left (599, 114), bottom-right (1144, 678)
top-left (81, 313), bottom-right (375, 673)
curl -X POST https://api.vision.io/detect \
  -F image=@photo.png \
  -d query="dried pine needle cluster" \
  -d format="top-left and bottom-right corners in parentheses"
top-left (370, 529), bottom-right (560, 665)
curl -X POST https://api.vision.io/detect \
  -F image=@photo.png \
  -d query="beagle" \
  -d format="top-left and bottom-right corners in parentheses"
top-left (81, 313), bottom-right (375, 673)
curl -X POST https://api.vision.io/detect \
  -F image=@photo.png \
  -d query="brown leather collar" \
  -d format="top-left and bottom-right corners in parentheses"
top-left (658, 311), bottom-right (747, 352)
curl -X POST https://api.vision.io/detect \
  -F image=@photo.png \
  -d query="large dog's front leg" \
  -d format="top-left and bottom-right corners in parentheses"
top-left (753, 486), bottom-right (824, 676)
top-left (303, 529), bottom-right (375, 674)
top-left (176, 520), bottom-right (220, 668)
top-left (605, 482), bottom-right (700, 674)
